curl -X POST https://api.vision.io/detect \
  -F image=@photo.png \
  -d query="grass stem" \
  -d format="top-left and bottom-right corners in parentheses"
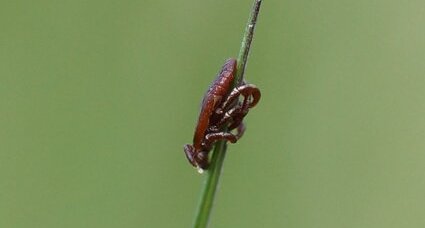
top-left (192, 1), bottom-right (263, 227)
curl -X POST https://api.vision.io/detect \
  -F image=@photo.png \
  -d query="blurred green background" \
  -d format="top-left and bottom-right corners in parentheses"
top-left (1, 0), bottom-right (425, 227)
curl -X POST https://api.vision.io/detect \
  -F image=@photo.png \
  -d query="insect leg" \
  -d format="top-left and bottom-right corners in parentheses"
top-left (204, 132), bottom-right (238, 148)
top-left (221, 84), bottom-right (261, 113)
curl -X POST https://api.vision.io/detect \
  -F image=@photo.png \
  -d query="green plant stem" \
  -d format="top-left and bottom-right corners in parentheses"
top-left (192, 1), bottom-right (263, 228)
top-left (236, 0), bottom-right (263, 85)
top-left (192, 141), bottom-right (227, 228)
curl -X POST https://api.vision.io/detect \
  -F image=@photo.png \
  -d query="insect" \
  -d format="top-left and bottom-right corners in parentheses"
top-left (184, 58), bottom-right (261, 172)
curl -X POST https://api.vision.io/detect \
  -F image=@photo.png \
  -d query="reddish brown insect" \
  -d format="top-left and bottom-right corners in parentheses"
top-left (184, 58), bottom-right (261, 172)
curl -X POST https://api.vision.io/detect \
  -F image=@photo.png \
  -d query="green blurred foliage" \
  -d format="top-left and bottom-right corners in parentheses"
top-left (1, 0), bottom-right (425, 227)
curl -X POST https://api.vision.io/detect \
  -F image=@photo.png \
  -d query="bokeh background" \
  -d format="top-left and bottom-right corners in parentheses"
top-left (1, 0), bottom-right (425, 227)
